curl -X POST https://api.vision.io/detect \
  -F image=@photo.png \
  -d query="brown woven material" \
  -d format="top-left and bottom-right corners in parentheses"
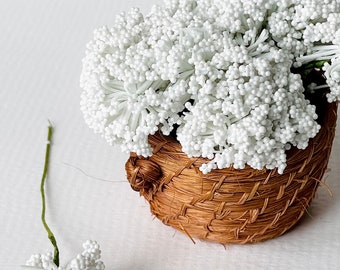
top-left (125, 101), bottom-right (338, 244)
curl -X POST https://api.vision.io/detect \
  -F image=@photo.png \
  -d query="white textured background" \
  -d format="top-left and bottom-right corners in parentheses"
top-left (0, 1), bottom-right (339, 269)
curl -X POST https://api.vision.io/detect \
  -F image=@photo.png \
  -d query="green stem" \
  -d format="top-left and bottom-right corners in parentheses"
top-left (303, 59), bottom-right (330, 69)
top-left (40, 121), bottom-right (59, 266)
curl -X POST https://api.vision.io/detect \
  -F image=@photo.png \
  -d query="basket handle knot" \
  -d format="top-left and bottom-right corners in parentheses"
top-left (125, 154), bottom-right (162, 192)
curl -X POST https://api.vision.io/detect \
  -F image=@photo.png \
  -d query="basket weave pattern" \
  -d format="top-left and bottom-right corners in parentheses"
top-left (126, 102), bottom-right (337, 244)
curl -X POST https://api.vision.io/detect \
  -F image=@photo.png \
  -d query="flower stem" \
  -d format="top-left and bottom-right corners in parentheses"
top-left (40, 121), bottom-right (59, 266)
top-left (303, 59), bottom-right (330, 69)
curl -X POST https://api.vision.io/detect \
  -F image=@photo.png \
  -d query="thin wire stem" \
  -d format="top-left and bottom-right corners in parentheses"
top-left (40, 121), bottom-right (59, 266)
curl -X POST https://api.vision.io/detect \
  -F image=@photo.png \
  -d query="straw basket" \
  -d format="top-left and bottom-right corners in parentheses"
top-left (125, 99), bottom-right (337, 244)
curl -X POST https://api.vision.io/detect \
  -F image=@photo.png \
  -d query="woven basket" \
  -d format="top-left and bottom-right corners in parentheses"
top-left (125, 100), bottom-right (337, 244)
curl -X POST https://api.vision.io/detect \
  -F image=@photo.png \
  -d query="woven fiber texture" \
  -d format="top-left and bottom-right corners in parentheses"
top-left (126, 101), bottom-right (338, 244)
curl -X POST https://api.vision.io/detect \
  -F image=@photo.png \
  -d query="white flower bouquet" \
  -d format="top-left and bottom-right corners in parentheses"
top-left (80, 0), bottom-right (339, 174)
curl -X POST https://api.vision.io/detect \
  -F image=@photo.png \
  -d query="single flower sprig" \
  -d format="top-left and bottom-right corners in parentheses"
top-left (23, 123), bottom-right (105, 269)
top-left (40, 121), bottom-right (59, 266)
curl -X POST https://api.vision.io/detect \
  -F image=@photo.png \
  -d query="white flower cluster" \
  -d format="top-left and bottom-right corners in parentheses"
top-left (23, 240), bottom-right (104, 270)
top-left (80, 0), bottom-right (340, 173)
top-left (292, 4), bottom-right (340, 102)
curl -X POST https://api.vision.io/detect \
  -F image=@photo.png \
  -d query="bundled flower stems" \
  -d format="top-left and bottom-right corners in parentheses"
top-left (81, 0), bottom-right (339, 243)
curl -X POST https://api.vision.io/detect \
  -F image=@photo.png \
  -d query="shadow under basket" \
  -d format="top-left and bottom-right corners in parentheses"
top-left (125, 101), bottom-right (338, 244)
